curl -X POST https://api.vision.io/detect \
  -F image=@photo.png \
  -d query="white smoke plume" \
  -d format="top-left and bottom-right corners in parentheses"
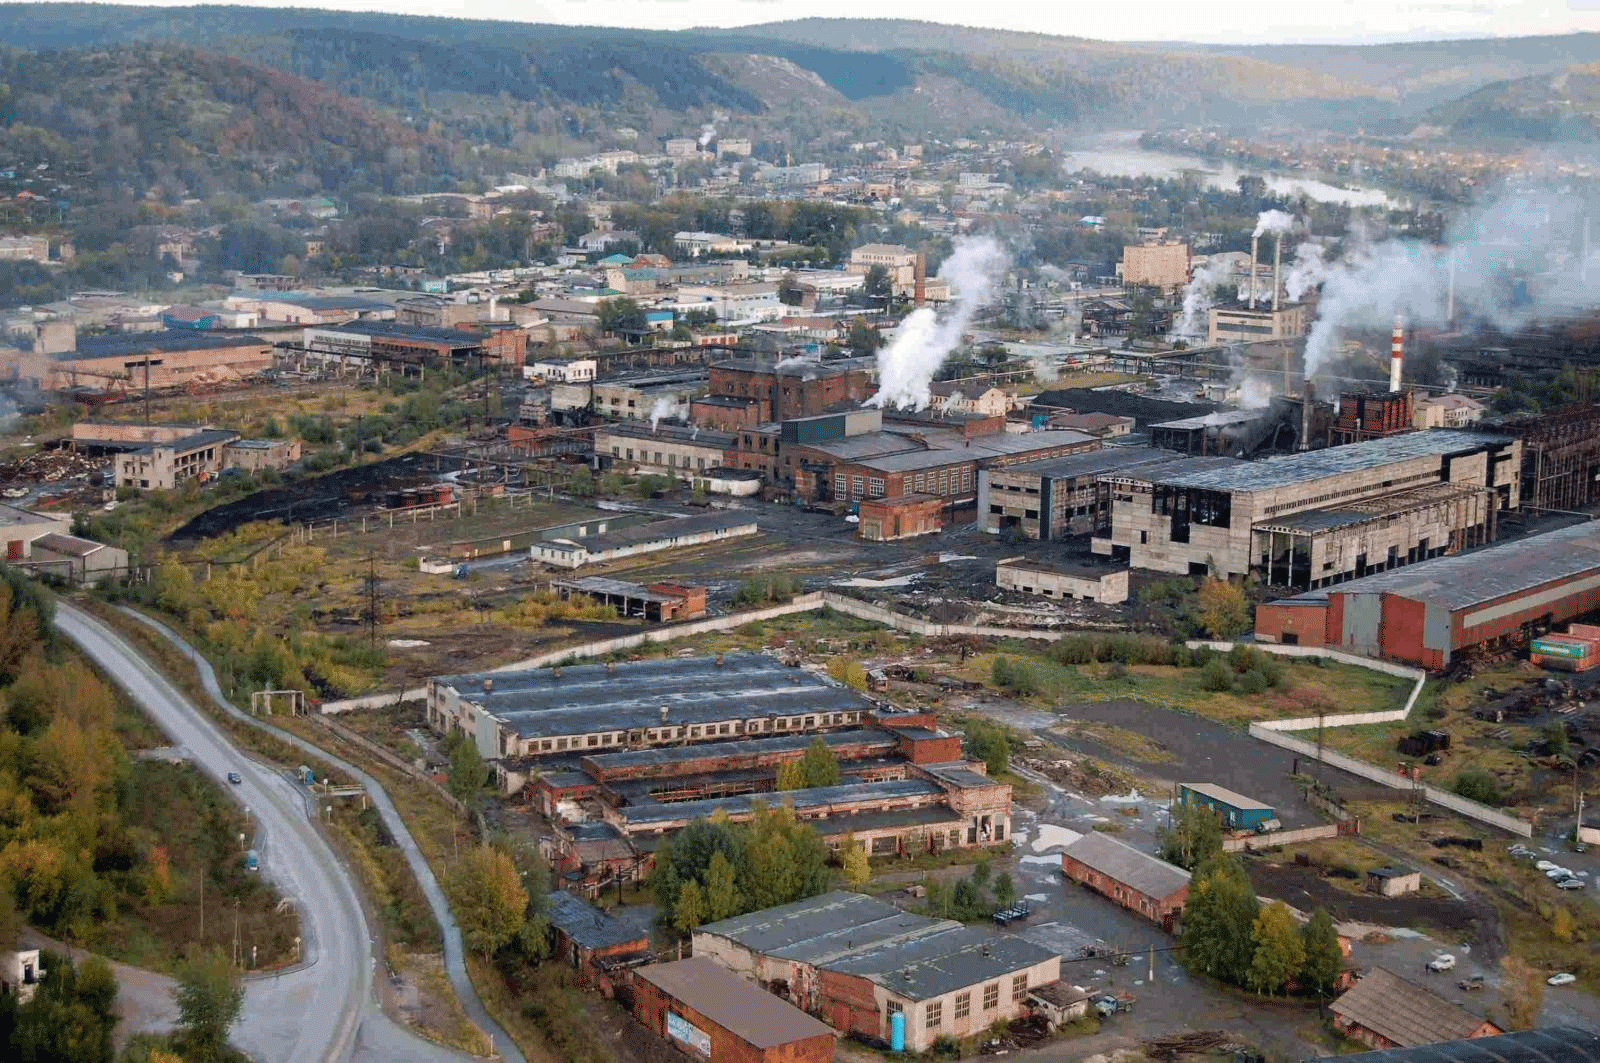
top-left (1253, 210), bottom-right (1295, 238)
top-left (698, 121), bottom-right (717, 149)
top-left (649, 396), bottom-right (685, 431)
top-left (870, 237), bottom-right (1009, 410)
top-left (1285, 241), bottom-right (1329, 302)
top-left (1170, 256), bottom-right (1233, 340)
top-left (1240, 376), bottom-right (1274, 409)
top-left (939, 389), bottom-right (964, 414)
top-left (1302, 186), bottom-right (1600, 380)
top-left (1027, 347), bottom-right (1060, 384)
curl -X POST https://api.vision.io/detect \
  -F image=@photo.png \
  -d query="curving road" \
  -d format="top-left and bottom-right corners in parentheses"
top-left (54, 601), bottom-right (503, 1063)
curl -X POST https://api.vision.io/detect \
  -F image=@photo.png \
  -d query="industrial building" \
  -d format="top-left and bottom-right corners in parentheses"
top-left (546, 577), bottom-right (707, 621)
top-left (632, 958), bottom-right (836, 1063)
top-left (1178, 783), bottom-right (1275, 831)
top-left (1501, 403), bottom-right (1600, 511)
top-left (529, 514), bottom-right (758, 569)
top-left (544, 890), bottom-right (651, 993)
top-left (13, 330), bottom-right (276, 392)
top-left (1119, 241), bottom-right (1190, 291)
top-left (1328, 968), bottom-right (1500, 1052)
top-left (1307, 1026), bottom-right (1600, 1063)
top-left (1093, 430), bottom-right (1521, 584)
top-left (1254, 519), bottom-right (1600, 669)
top-left (1333, 391), bottom-right (1417, 445)
top-left (431, 654), bottom-right (1015, 888)
top-left (980, 449), bottom-right (1187, 540)
top-left (1207, 302), bottom-right (1309, 344)
top-left (1058, 832), bottom-right (1190, 931)
top-left (692, 891), bottom-right (1062, 1053)
top-left (114, 429), bottom-right (239, 490)
top-left (300, 320), bottom-right (523, 371)
top-left (706, 356), bottom-right (877, 423)
top-left (596, 422), bottom-right (738, 479)
top-left (994, 558), bottom-right (1129, 604)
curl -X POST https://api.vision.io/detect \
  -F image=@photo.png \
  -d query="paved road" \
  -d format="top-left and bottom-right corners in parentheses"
top-left (55, 601), bottom-right (487, 1063)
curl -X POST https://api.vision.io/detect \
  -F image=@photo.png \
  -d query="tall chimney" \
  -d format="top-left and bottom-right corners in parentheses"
top-left (1248, 235), bottom-right (1259, 309)
top-left (914, 252), bottom-right (927, 308)
top-left (1389, 314), bottom-right (1405, 393)
top-left (1272, 233), bottom-right (1282, 312)
top-left (1300, 382), bottom-right (1314, 452)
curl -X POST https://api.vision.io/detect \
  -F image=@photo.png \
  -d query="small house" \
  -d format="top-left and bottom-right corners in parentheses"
top-left (1059, 832), bottom-right (1190, 931)
top-left (1366, 866), bottom-right (1422, 897)
top-left (1028, 982), bottom-right (1091, 1028)
top-left (544, 890), bottom-right (651, 995)
top-left (632, 957), bottom-right (836, 1063)
top-left (1, 948), bottom-right (44, 1003)
top-left (1329, 968), bottom-right (1501, 1051)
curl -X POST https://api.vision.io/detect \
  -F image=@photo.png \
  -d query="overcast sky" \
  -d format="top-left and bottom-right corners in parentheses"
top-left (55, 0), bottom-right (1600, 44)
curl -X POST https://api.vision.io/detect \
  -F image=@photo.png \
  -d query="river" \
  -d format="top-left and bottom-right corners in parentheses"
top-left (1059, 131), bottom-right (1401, 209)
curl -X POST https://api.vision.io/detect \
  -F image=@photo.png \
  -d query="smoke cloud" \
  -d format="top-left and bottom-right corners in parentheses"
top-left (1170, 255), bottom-right (1233, 340)
top-left (870, 237), bottom-right (1009, 410)
top-left (649, 396), bottom-right (685, 431)
top-left (1299, 186), bottom-right (1600, 380)
top-left (698, 121), bottom-right (717, 150)
top-left (1253, 210), bottom-right (1295, 238)
top-left (1285, 241), bottom-right (1328, 302)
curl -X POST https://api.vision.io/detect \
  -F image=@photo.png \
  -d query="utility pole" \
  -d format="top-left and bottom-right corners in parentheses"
top-left (364, 555), bottom-right (380, 646)
top-left (233, 900), bottom-right (241, 968)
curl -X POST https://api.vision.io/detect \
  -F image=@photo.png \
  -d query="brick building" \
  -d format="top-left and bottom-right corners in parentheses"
top-left (693, 892), bottom-right (1061, 1053)
top-left (858, 495), bottom-right (942, 541)
top-left (545, 890), bottom-right (651, 994)
top-left (633, 958), bottom-right (836, 1063)
top-left (1119, 242), bottom-right (1190, 291)
top-left (1059, 832), bottom-right (1190, 931)
top-left (1329, 968), bottom-right (1501, 1052)
top-left (707, 357), bottom-right (876, 422)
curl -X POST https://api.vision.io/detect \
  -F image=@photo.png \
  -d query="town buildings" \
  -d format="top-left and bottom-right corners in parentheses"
top-left (1119, 241), bottom-right (1190, 291)
top-left (692, 891), bottom-right (1061, 1053)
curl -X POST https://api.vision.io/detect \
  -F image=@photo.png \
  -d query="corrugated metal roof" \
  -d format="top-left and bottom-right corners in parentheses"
top-left (1307, 1026), bottom-right (1600, 1062)
top-left (544, 890), bottom-right (649, 952)
top-left (1060, 831), bottom-right (1190, 899)
top-left (825, 924), bottom-right (1060, 1001)
top-left (1329, 968), bottom-right (1495, 1048)
top-left (1148, 430), bottom-right (1513, 493)
top-left (618, 778), bottom-right (943, 825)
top-left (1181, 782), bottom-right (1273, 812)
top-left (636, 958), bottom-right (834, 1048)
top-left (1322, 520), bottom-right (1600, 613)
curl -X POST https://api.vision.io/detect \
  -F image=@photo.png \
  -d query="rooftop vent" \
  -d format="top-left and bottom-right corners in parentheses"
top-left (482, 678), bottom-right (494, 692)
top-left (659, 705), bottom-right (670, 723)
top-left (715, 653), bottom-right (725, 667)
top-left (551, 665), bottom-right (562, 679)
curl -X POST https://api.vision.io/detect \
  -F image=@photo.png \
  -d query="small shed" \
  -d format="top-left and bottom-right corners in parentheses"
top-left (633, 957), bottom-right (836, 1063)
top-left (1028, 982), bottom-right (1091, 1028)
top-left (545, 890), bottom-right (652, 994)
top-left (1366, 866), bottom-right (1422, 897)
top-left (1179, 782), bottom-right (1276, 831)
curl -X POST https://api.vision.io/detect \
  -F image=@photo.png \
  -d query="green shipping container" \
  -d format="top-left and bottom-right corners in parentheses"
top-left (1532, 639), bottom-right (1587, 659)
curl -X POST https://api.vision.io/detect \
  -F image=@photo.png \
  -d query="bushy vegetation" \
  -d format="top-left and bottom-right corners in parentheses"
top-left (649, 804), bottom-right (832, 934)
top-left (922, 859), bottom-right (1016, 922)
top-left (1452, 767), bottom-right (1504, 806)
top-left (0, 950), bottom-right (120, 1063)
top-left (733, 573), bottom-right (804, 606)
top-left (1180, 854), bottom-right (1344, 996)
top-left (775, 738), bottom-right (841, 791)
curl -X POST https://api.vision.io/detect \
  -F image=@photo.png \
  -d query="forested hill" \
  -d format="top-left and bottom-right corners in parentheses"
top-left (1424, 64), bottom-right (1600, 142)
top-left (0, 46), bottom-right (455, 198)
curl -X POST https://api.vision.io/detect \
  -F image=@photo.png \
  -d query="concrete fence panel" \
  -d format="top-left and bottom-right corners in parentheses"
top-left (1222, 824), bottom-right (1342, 852)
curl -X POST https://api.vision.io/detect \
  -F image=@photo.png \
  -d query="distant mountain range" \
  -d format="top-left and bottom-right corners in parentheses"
top-left (2, 6), bottom-right (1599, 163)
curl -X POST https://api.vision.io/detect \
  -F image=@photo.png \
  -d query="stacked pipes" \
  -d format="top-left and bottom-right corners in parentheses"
top-left (1389, 314), bottom-right (1405, 393)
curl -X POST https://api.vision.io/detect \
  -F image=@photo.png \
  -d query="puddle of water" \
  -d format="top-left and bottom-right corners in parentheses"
top-left (1031, 824), bottom-right (1083, 852)
top-left (1020, 854), bottom-right (1063, 866)
top-left (1025, 893), bottom-right (1049, 902)
top-left (1100, 790), bottom-right (1146, 804)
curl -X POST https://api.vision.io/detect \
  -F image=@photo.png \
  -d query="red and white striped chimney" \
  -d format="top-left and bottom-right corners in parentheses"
top-left (1389, 314), bottom-right (1404, 393)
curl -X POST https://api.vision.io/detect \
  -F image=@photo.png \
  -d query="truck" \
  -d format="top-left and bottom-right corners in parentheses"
top-left (1093, 991), bottom-right (1136, 1017)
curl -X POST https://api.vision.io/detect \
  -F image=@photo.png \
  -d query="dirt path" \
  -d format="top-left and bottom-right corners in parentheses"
top-left (21, 929), bottom-right (180, 1048)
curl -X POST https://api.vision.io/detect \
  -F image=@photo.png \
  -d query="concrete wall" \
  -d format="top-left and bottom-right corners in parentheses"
top-left (1222, 824), bottom-right (1342, 852)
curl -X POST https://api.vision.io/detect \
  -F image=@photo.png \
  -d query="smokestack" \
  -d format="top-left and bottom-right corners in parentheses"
top-left (914, 252), bottom-right (927, 309)
top-left (1272, 234), bottom-right (1282, 312)
top-left (1300, 382), bottom-right (1314, 452)
top-left (1446, 250), bottom-right (1456, 327)
top-left (1249, 235), bottom-right (1259, 309)
top-left (1390, 315), bottom-right (1405, 393)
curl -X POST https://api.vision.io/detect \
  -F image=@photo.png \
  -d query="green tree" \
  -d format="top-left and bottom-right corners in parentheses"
top-left (992, 872), bottom-right (1017, 910)
top-left (839, 842), bottom-right (870, 888)
top-left (568, 465), bottom-right (596, 498)
top-left (799, 738), bottom-right (841, 789)
top-left (674, 879), bottom-right (706, 934)
top-left (1452, 768), bottom-right (1503, 806)
top-left (1544, 721), bottom-right (1571, 757)
top-left (702, 851), bottom-right (741, 923)
top-left (172, 947), bottom-right (243, 1063)
top-left (3, 951), bottom-right (118, 1063)
top-left (1159, 800), bottom-right (1224, 871)
top-left (963, 719), bottom-right (1010, 776)
top-left (596, 297), bottom-right (647, 334)
top-left (1194, 578), bottom-right (1251, 639)
top-left (846, 318), bottom-right (883, 357)
top-left (863, 264), bottom-right (892, 301)
top-left (775, 759), bottom-right (807, 792)
top-left (1199, 658), bottom-right (1234, 692)
top-left (1180, 854), bottom-right (1260, 985)
top-left (1500, 956), bottom-right (1544, 1030)
top-left (1298, 907), bottom-right (1344, 996)
top-left (447, 846), bottom-right (528, 957)
top-left (742, 803), bottom-right (831, 912)
top-left (951, 877), bottom-right (983, 920)
top-left (826, 658), bottom-right (868, 690)
top-left (923, 875), bottom-right (950, 917)
top-left (1247, 901), bottom-right (1306, 995)
top-left (446, 733), bottom-right (487, 809)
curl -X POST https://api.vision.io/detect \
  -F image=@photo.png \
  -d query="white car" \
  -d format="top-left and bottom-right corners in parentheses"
top-left (1548, 972), bottom-right (1576, 987)
top-left (1426, 954), bottom-right (1456, 972)
top-left (1545, 867), bottom-right (1573, 880)
top-left (1535, 860), bottom-right (1557, 871)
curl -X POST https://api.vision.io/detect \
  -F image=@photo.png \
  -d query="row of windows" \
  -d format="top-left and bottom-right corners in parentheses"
top-left (521, 710), bottom-right (865, 753)
top-left (611, 445), bottom-right (710, 470)
top-left (930, 973), bottom-right (1030, 1029)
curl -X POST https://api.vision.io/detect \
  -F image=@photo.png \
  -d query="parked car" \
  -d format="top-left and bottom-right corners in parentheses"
top-left (1535, 860), bottom-right (1557, 871)
top-left (1545, 867), bottom-right (1573, 880)
top-left (244, 850), bottom-right (259, 872)
top-left (227, 771), bottom-right (242, 784)
top-left (1427, 954), bottom-right (1457, 972)
top-left (1458, 975), bottom-right (1486, 991)
top-left (1548, 972), bottom-right (1577, 987)
top-left (1556, 878), bottom-right (1586, 890)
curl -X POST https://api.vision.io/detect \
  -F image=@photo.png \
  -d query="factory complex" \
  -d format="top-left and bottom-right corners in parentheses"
top-left (427, 653), bottom-right (1014, 893)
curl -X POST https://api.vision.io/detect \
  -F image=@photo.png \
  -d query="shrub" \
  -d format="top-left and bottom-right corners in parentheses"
top-left (1200, 658), bottom-right (1234, 692)
top-left (1237, 670), bottom-right (1269, 695)
top-left (1452, 768), bottom-right (1503, 806)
